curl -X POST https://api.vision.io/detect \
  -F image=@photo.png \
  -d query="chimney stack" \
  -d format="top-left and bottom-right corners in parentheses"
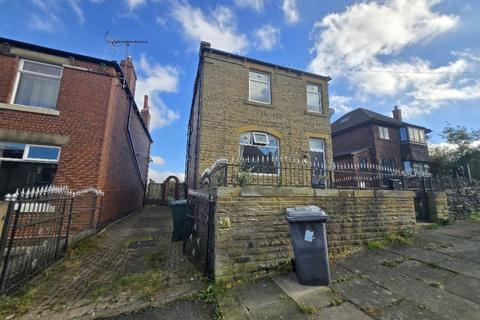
top-left (141, 95), bottom-right (150, 129)
top-left (120, 57), bottom-right (137, 95)
top-left (392, 105), bottom-right (402, 121)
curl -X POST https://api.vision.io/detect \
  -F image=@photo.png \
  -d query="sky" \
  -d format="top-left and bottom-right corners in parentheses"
top-left (1, 0), bottom-right (479, 182)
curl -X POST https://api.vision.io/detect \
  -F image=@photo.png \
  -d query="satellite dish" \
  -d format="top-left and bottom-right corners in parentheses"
top-left (329, 108), bottom-right (336, 117)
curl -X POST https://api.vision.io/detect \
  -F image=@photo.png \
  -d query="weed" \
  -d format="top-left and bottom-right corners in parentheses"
top-left (193, 282), bottom-right (226, 319)
top-left (117, 270), bottom-right (165, 300)
top-left (427, 281), bottom-right (444, 289)
top-left (426, 262), bottom-right (440, 269)
top-left (438, 217), bottom-right (454, 226)
top-left (366, 240), bottom-right (386, 250)
top-left (298, 304), bottom-right (317, 315)
top-left (0, 286), bottom-right (42, 319)
top-left (329, 290), bottom-right (345, 306)
top-left (66, 234), bottom-right (104, 260)
top-left (469, 212), bottom-right (480, 221)
top-left (428, 223), bottom-right (440, 230)
top-left (235, 168), bottom-right (253, 187)
top-left (382, 259), bottom-right (403, 268)
top-left (124, 235), bottom-right (157, 248)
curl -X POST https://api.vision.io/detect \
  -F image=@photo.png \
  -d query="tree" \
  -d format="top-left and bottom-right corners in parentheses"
top-left (441, 124), bottom-right (480, 160)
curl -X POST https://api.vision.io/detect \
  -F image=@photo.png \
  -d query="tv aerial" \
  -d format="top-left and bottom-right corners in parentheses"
top-left (105, 31), bottom-right (148, 88)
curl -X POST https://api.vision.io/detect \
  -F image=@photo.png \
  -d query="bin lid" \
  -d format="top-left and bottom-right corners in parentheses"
top-left (286, 205), bottom-right (328, 222)
top-left (168, 199), bottom-right (187, 206)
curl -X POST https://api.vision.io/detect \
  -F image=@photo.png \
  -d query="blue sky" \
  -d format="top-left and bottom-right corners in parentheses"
top-left (1, 0), bottom-right (479, 182)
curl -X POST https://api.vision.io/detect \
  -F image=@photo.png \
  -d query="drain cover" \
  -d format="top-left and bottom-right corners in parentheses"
top-left (127, 240), bottom-right (159, 249)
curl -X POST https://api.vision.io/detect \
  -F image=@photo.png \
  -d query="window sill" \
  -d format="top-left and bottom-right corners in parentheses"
top-left (304, 110), bottom-right (327, 117)
top-left (245, 100), bottom-right (274, 108)
top-left (0, 103), bottom-right (59, 116)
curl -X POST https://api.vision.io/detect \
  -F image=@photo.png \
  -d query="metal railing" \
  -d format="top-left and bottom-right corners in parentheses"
top-left (199, 157), bottom-right (440, 191)
top-left (0, 185), bottom-right (103, 293)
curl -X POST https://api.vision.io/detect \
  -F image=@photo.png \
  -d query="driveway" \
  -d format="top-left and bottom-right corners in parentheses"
top-left (220, 220), bottom-right (480, 319)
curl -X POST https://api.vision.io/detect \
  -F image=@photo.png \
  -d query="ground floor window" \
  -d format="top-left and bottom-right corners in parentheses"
top-left (309, 138), bottom-right (326, 187)
top-left (239, 132), bottom-right (279, 174)
top-left (0, 141), bottom-right (60, 196)
top-left (403, 161), bottom-right (429, 176)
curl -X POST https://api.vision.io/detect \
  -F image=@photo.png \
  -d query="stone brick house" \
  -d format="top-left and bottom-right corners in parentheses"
top-left (0, 37), bottom-right (152, 224)
top-left (332, 107), bottom-right (431, 175)
top-left (186, 42), bottom-right (333, 189)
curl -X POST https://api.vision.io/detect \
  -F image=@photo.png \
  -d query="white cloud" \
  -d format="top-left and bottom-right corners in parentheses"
top-left (254, 25), bottom-right (280, 51)
top-left (171, 2), bottom-right (249, 54)
top-left (234, 0), bottom-right (265, 12)
top-left (282, 0), bottom-right (299, 24)
top-left (135, 55), bottom-right (180, 130)
top-left (330, 95), bottom-right (354, 115)
top-left (29, 13), bottom-right (56, 32)
top-left (125, 0), bottom-right (146, 10)
top-left (309, 0), bottom-right (480, 119)
top-left (67, 0), bottom-right (85, 24)
top-left (149, 169), bottom-right (185, 183)
top-left (151, 155), bottom-right (166, 166)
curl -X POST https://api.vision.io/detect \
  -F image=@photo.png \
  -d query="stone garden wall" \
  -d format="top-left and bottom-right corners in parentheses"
top-left (442, 179), bottom-right (480, 219)
top-left (212, 186), bottom-right (416, 282)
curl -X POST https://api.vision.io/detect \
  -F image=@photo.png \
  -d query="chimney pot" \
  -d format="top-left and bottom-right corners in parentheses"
top-left (200, 41), bottom-right (211, 48)
top-left (143, 95), bottom-right (149, 109)
top-left (393, 105), bottom-right (402, 121)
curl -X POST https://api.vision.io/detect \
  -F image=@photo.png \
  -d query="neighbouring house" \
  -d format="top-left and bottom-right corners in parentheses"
top-left (186, 42), bottom-right (333, 189)
top-left (332, 106), bottom-right (431, 175)
top-left (0, 37), bottom-right (152, 225)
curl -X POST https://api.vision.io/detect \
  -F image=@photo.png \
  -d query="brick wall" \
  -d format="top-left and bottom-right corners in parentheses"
top-left (188, 51), bottom-right (332, 188)
top-left (213, 186), bottom-right (416, 281)
top-left (0, 45), bottom-right (151, 225)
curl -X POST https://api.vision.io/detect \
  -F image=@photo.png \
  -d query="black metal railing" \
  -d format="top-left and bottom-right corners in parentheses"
top-left (200, 158), bottom-right (441, 191)
top-left (0, 186), bottom-right (103, 293)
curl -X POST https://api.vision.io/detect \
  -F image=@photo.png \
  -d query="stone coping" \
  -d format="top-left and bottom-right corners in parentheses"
top-left (214, 186), bottom-right (414, 198)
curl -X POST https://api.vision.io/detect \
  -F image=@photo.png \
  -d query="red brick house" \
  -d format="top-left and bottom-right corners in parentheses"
top-left (0, 37), bottom-right (152, 224)
top-left (332, 107), bottom-right (431, 175)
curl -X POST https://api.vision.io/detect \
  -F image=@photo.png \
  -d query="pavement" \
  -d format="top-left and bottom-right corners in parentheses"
top-left (219, 219), bottom-right (480, 320)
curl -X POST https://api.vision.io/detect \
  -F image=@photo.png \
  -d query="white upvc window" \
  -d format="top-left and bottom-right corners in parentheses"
top-left (248, 70), bottom-right (271, 104)
top-left (379, 126), bottom-right (390, 140)
top-left (408, 127), bottom-right (426, 143)
top-left (306, 83), bottom-right (322, 113)
top-left (0, 142), bottom-right (61, 162)
top-left (12, 59), bottom-right (63, 109)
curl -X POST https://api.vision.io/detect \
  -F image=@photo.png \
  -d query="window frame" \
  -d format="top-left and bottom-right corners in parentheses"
top-left (248, 70), bottom-right (271, 105)
top-left (306, 83), bottom-right (323, 113)
top-left (379, 126), bottom-right (390, 140)
top-left (10, 59), bottom-right (63, 109)
top-left (0, 142), bottom-right (61, 163)
top-left (239, 132), bottom-right (280, 176)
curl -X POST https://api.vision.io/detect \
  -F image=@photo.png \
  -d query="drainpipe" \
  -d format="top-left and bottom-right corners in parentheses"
top-left (127, 99), bottom-right (147, 194)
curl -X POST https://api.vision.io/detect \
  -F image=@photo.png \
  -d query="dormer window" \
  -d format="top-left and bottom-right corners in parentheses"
top-left (13, 60), bottom-right (63, 109)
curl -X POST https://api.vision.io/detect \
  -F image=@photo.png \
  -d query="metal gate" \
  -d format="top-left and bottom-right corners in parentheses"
top-left (183, 189), bottom-right (216, 278)
top-left (0, 186), bottom-right (102, 293)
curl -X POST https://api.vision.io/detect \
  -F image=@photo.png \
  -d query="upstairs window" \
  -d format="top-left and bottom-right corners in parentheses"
top-left (13, 60), bottom-right (63, 109)
top-left (379, 126), bottom-right (390, 140)
top-left (399, 127), bottom-right (408, 141)
top-left (306, 84), bottom-right (322, 113)
top-left (248, 71), bottom-right (271, 104)
top-left (408, 127), bottom-right (426, 143)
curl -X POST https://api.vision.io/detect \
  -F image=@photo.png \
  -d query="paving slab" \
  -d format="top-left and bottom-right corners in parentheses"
top-left (375, 269), bottom-right (480, 320)
top-left (221, 277), bottom-right (304, 320)
top-left (308, 302), bottom-right (374, 320)
top-left (437, 258), bottom-right (480, 280)
top-left (376, 299), bottom-right (449, 320)
top-left (333, 278), bottom-right (400, 312)
top-left (387, 246), bottom-right (450, 264)
top-left (273, 273), bottom-right (333, 309)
